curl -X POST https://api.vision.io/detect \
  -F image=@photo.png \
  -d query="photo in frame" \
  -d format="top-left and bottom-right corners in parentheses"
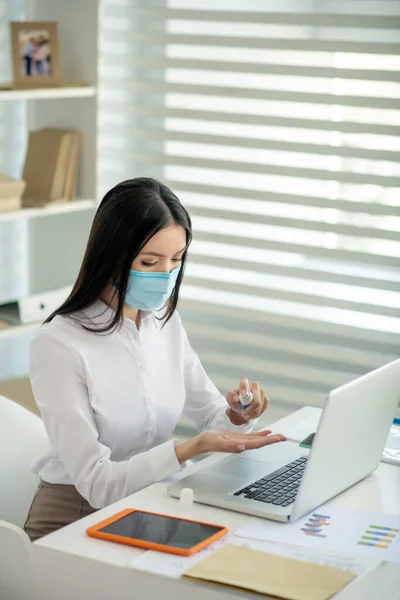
top-left (10, 21), bottom-right (61, 88)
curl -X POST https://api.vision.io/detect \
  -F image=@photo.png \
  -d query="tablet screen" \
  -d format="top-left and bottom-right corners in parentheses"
top-left (98, 511), bottom-right (224, 550)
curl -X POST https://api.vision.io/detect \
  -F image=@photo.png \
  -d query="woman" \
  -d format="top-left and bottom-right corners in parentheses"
top-left (22, 36), bottom-right (35, 76)
top-left (24, 178), bottom-right (286, 541)
top-left (32, 40), bottom-right (48, 75)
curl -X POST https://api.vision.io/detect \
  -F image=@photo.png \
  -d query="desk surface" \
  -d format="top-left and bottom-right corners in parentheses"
top-left (33, 408), bottom-right (400, 600)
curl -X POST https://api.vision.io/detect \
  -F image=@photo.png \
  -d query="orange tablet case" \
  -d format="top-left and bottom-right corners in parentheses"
top-left (86, 508), bottom-right (229, 556)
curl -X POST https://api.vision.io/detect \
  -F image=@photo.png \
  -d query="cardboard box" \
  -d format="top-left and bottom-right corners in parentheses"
top-left (22, 128), bottom-right (81, 206)
top-left (0, 174), bottom-right (25, 212)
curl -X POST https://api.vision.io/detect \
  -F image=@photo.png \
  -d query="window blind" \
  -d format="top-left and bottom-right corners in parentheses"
top-left (99, 0), bottom-right (400, 411)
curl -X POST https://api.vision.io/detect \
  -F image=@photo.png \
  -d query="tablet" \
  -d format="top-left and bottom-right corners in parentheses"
top-left (299, 432), bottom-right (315, 449)
top-left (86, 508), bottom-right (228, 556)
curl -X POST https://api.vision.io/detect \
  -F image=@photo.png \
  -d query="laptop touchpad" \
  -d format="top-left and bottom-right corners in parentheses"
top-left (209, 456), bottom-right (269, 481)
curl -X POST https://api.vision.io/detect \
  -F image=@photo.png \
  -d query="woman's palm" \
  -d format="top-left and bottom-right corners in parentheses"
top-left (200, 429), bottom-right (286, 454)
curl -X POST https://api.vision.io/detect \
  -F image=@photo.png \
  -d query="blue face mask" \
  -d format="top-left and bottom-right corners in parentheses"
top-left (124, 265), bottom-right (181, 311)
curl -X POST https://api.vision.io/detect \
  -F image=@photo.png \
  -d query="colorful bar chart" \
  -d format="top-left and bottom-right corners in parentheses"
top-left (252, 506), bottom-right (400, 562)
top-left (357, 524), bottom-right (399, 550)
top-left (301, 513), bottom-right (331, 538)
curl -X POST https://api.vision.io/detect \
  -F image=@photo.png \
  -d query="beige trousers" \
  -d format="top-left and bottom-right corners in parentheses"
top-left (24, 480), bottom-right (98, 542)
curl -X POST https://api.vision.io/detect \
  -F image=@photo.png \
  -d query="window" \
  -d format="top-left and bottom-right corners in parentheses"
top-left (99, 0), bottom-right (400, 410)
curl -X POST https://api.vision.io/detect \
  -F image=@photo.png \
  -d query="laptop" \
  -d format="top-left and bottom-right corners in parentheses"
top-left (168, 358), bottom-right (400, 522)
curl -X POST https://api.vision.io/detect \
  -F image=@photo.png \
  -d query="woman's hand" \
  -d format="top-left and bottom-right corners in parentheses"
top-left (226, 378), bottom-right (269, 425)
top-left (174, 429), bottom-right (286, 464)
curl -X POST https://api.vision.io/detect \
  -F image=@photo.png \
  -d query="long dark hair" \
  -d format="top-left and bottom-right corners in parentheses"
top-left (45, 178), bottom-right (192, 332)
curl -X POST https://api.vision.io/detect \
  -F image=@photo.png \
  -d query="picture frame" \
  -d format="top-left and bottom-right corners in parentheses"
top-left (10, 21), bottom-right (61, 89)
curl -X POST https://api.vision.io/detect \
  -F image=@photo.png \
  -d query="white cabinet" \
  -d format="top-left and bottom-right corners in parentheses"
top-left (0, 0), bottom-right (99, 379)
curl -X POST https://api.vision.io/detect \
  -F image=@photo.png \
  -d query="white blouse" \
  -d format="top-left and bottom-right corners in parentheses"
top-left (30, 301), bottom-right (250, 508)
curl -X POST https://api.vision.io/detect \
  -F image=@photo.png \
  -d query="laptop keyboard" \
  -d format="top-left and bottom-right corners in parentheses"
top-left (233, 456), bottom-right (308, 507)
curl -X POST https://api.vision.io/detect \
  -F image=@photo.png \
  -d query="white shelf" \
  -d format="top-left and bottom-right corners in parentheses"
top-left (0, 302), bottom-right (39, 341)
top-left (0, 2), bottom-right (99, 381)
top-left (0, 198), bottom-right (97, 222)
top-left (0, 321), bottom-right (39, 341)
top-left (0, 85), bottom-right (96, 101)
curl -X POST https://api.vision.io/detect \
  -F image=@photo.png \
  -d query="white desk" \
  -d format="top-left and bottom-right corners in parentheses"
top-left (33, 409), bottom-right (400, 600)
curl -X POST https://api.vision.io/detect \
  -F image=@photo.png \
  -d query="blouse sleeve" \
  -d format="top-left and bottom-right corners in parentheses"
top-left (30, 329), bottom-right (183, 509)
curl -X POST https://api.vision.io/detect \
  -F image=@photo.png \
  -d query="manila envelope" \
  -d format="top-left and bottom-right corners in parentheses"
top-left (183, 544), bottom-right (355, 600)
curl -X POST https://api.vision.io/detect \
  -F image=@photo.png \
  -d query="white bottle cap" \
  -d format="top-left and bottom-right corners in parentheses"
top-left (180, 487), bottom-right (194, 510)
top-left (239, 390), bottom-right (253, 408)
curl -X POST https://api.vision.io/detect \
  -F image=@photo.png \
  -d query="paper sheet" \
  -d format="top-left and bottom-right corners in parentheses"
top-left (131, 533), bottom-right (378, 580)
top-left (183, 544), bottom-right (355, 600)
top-left (235, 506), bottom-right (400, 563)
top-left (335, 562), bottom-right (400, 600)
top-left (131, 535), bottom-right (230, 579)
top-left (270, 411), bottom-right (321, 443)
